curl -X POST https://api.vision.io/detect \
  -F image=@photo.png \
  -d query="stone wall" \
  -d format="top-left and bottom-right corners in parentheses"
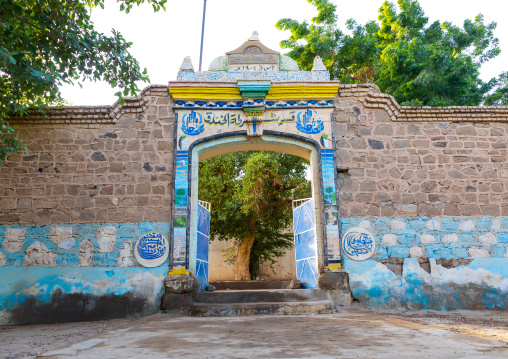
top-left (336, 84), bottom-right (508, 309)
top-left (335, 84), bottom-right (508, 218)
top-left (0, 85), bottom-right (174, 225)
top-left (0, 85), bottom-right (176, 325)
top-left (3, 80), bottom-right (508, 321)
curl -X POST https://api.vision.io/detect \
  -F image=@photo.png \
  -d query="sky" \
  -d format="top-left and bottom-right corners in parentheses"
top-left (60, 0), bottom-right (508, 106)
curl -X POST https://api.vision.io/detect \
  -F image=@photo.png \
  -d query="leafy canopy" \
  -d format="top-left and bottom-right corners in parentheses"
top-left (199, 151), bottom-right (311, 279)
top-left (276, 0), bottom-right (507, 106)
top-left (0, 0), bottom-right (167, 164)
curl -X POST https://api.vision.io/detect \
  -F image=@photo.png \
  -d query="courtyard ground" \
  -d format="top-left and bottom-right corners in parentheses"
top-left (1, 305), bottom-right (508, 358)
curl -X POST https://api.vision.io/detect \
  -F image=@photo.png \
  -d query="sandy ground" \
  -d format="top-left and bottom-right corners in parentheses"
top-left (1, 305), bottom-right (508, 359)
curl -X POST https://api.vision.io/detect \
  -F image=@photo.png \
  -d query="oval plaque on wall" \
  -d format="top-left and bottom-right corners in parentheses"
top-left (134, 232), bottom-right (169, 268)
top-left (342, 227), bottom-right (376, 261)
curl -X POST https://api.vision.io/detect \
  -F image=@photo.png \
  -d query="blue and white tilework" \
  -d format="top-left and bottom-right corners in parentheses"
top-left (177, 70), bottom-right (330, 82)
top-left (173, 150), bottom-right (189, 266)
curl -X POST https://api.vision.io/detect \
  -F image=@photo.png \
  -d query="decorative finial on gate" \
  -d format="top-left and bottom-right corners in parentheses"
top-left (311, 56), bottom-right (327, 71)
top-left (248, 31), bottom-right (260, 41)
top-left (180, 56), bottom-right (194, 72)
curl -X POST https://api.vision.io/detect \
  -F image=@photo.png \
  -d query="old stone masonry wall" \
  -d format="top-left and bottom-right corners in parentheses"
top-left (3, 79), bottom-right (508, 323)
top-left (0, 85), bottom-right (176, 325)
top-left (337, 84), bottom-right (508, 309)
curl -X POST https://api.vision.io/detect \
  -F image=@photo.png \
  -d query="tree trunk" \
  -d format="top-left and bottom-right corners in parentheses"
top-left (233, 234), bottom-right (256, 280)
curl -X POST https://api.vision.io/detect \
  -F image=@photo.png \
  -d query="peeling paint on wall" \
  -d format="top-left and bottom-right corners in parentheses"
top-left (0, 267), bottom-right (167, 325)
top-left (0, 222), bottom-right (170, 325)
top-left (345, 258), bottom-right (508, 310)
top-left (342, 216), bottom-right (508, 309)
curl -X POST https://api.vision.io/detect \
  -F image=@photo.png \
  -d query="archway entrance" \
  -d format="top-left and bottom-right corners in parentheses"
top-left (167, 33), bottom-right (342, 285)
top-left (188, 134), bottom-right (324, 289)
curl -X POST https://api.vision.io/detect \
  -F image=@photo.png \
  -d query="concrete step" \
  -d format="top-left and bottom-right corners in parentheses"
top-left (194, 289), bottom-right (330, 304)
top-left (210, 280), bottom-right (293, 290)
top-left (190, 301), bottom-right (338, 317)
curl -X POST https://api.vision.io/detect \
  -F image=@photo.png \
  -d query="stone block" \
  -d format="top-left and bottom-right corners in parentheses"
top-left (96, 226), bottom-right (117, 253)
top-left (357, 220), bottom-right (373, 229)
top-left (441, 233), bottom-right (459, 244)
top-left (425, 219), bottom-right (441, 231)
top-left (458, 220), bottom-right (476, 231)
top-left (420, 234), bottom-right (436, 244)
top-left (382, 233), bottom-right (397, 246)
top-left (497, 233), bottom-right (508, 244)
top-left (368, 139), bottom-right (384, 150)
top-left (24, 242), bottom-right (56, 266)
top-left (3, 228), bottom-right (26, 252)
top-left (409, 246), bottom-right (426, 258)
top-left (479, 232), bottom-right (497, 245)
top-left (318, 272), bottom-right (350, 291)
top-left (481, 205), bottom-right (501, 216)
top-left (350, 138), bottom-right (367, 149)
top-left (468, 247), bottom-right (490, 258)
top-left (78, 239), bottom-right (94, 267)
top-left (49, 226), bottom-right (76, 250)
top-left (457, 126), bottom-right (477, 136)
top-left (91, 151), bottom-right (106, 161)
top-left (390, 219), bottom-right (406, 230)
top-left (0, 198), bottom-right (16, 209)
top-left (164, 274), bottom-right (200, 294)
top-left (373, 124), bottom-right (393, 136)
top-left (393, 140), bottom-right (411, 148)
top-left (388, 246), bottom-right (410, 258)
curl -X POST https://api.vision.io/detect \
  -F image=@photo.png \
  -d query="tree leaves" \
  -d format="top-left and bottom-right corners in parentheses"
top-left (199, 152), bottom-right (311, 278)
top-left (0, 0), bottom-right (166, 164)
top-left (277, 0), bottom-right (507, 106)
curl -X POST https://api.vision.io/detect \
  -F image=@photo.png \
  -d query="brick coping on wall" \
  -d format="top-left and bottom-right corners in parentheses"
top-left (7, 85), bottom-right (169, 125)
top-left (339, 84), bottom-right (508, 122)
top-left (7, 83), bottom-right (508, 125)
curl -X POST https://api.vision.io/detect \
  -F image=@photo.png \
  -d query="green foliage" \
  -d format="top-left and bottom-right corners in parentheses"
top-left (484, 72), bottom-right (508, 106)
top-left (0, 0), bottom-right (167, 164)
top-left (277, 0), bottom-right (507, 106)
top-left (199, 151), bottom-right (311, 279)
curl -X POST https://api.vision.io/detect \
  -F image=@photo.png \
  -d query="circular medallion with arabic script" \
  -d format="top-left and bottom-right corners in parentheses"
top-left (134, 232), bottom-right (169, 268)
top-left (342, 227), bottom-right (376, 261)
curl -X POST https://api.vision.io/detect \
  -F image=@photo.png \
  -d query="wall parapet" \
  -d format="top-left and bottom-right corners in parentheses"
top-left (338, 84), bottom-right (508, 122)
top-left (6, 85), bottom-right (169, 125)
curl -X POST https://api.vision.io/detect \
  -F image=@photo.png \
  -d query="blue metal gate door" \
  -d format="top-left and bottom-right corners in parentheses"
top-left (292, 198), bottom-right (319, 289)
top-left (196, 200), bottom-right (211, 291)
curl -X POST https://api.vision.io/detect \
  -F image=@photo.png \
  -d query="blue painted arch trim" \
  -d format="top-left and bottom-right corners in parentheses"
top-left (186, 130), bottom-right (333, 270)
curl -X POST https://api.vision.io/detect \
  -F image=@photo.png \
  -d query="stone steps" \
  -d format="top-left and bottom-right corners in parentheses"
top-left (162, 272), bottom-right (352, 316)
top-left (210, 280), bottom-right (293, 290)
top-left (190, 300), bottom-right (338, 317)
top-left (194, 289), bottom-right (329, 304)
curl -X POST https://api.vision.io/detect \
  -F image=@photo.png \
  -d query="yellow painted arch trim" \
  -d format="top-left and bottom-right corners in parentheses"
top-left (169, 84), bottom-right (339, 101)
top-left (266, 85), bottom-right (339, 101)
top-left (169, 87), bottom-right (242, 101)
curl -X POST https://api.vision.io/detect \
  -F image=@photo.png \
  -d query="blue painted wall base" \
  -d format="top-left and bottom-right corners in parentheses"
top-left (0, 267), bottom-right (167, 325)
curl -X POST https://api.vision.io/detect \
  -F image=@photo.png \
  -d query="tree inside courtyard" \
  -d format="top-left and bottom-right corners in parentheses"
top-left (199, 152), bottom-right (312, 280)
top-left (276, 0), bottom-right (508, 106)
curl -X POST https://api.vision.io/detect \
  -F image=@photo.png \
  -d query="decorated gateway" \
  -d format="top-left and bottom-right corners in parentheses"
top-left (1, 32), bottom-right (508, 324)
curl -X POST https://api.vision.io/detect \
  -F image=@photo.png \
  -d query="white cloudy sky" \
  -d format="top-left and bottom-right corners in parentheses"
top-left (60, 0), bottom-right (508, 106)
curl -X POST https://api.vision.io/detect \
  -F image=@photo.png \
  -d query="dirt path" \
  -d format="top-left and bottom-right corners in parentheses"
top-left (2, 306), bottom-right (508, 358)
